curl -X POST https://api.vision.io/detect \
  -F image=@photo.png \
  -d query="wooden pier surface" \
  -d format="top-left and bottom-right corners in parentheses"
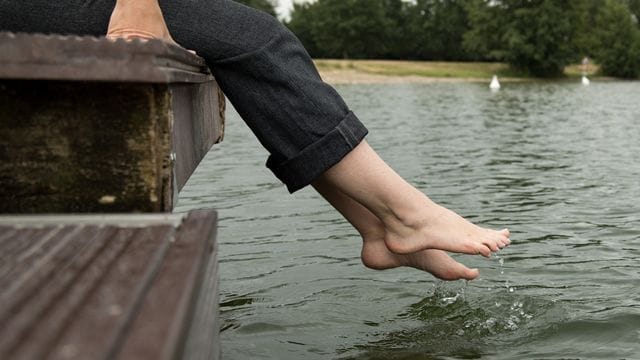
top-left (0, 210), bottom-right (219, 360)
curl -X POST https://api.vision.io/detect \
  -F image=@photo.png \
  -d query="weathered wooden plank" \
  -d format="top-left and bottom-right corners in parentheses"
top-left (117, 210), bottom-right (218, 360)
top-left (0, 225), bottom-right (117, 358)
top-left (171, 82), bottom-right (226, 192)
top-left (7, 227), bottom-right (136, 360)
top-left (0, 226), bottom-right (77, 289)
top-left (0, 32), bottom-right (211, 83)
top-left (181, 235), bottom-right (220, 360)
top-left (0, 32), bottom-right (225, 213)
top-left (49, 226), bottom-right (174, 360)
top-left (0, 210), bottom-right (219, 360)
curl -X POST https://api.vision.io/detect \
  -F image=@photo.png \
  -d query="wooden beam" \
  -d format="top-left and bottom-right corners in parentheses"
top-left (0, 32), bottom-right (225, 213)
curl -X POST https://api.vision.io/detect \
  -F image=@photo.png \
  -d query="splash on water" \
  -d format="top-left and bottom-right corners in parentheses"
top-left (342, 249), bottom-right (569, 359)
top-left (343, 280), bottom-right (565, 359)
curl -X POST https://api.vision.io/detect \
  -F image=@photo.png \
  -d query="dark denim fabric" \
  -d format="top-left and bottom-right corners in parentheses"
top-left (0, 0), bottom-right (368, 192)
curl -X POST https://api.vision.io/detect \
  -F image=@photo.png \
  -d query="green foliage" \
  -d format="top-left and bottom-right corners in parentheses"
top-left (594, 0), bottom-right (640, 77)
top-left (286, 2), bottom-right (322, 57)
top-left (285, 0), bottom-right (640, 78)
top-left (464, 0), bottom-right (578, 77)
top-left (572, 0), bottom-right (606, 58)
top-left (306, 0), bottom-right (392, 58)
top-left (625, 0), bottom-right (640, 19)
top-left (380, 0), bottom-right (411, 58)
top-left (463, 0), bottom-right (508, 60)
top-left (286, 0), bottom-right (471, 60)
top-left (234, 0), bottom-right (277, 17)
top-left (407, 0), bottom-right (471, 60)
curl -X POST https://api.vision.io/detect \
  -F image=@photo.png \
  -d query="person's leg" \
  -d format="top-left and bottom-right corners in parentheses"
top-left (313, 178), bottom-right (481, 281)
top-left (98, 1), bottom-right (510, 260)
top-left (1, 0), bottom-right (365, 195)
top-left (0, 1), bottom-right (114, 36)
top-left (1, 1), bottom-right (510, 260)
top-left (315, 140), bottom-right (510, 257)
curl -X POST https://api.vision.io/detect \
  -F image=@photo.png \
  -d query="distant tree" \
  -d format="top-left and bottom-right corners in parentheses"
top-left (573, 0), bottom-right (606, 58)
top-left (464, 0), bottom-right (579, 77)
top-left (625, 0), bottom-right (640, 20)
top-left (305, 0), bottom-right (392, 59)
top-left (235, 0), bottom-right (277, 17)
top-left (288, 0), bottom-right (411, 59)
top-left (287, 0), bottom-right (471, 60)
top-left (285, 2), bottom-right (322, 57)
top-left (408, 0), bottom-right (471, 60)
top-left (380, 0), bottom-right (412, 58)
top-left (284, 0), bottom-right (640, 75)
top-left (594, 0), bottom-right (640, 77)
top-left (463, 0), bottom-right (508, 61)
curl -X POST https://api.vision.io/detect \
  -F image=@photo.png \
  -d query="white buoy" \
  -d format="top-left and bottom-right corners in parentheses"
top-left (490, 75), bottom-right (501, 90)
top-left (582, 75), bottom-right (590, 86)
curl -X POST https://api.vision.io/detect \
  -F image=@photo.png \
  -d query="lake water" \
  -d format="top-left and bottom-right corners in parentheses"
top-left (176, 81), bottom-right (640, 359)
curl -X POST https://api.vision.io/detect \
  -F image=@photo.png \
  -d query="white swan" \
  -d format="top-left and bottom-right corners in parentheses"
top-left (489, 75), bottom-right (501, 90)
top-left (582, 75), bottom-right (590, 86)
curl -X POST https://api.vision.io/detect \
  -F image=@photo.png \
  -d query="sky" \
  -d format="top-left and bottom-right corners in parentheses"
top-left (275, 0), bottom-right (309, 19)
top-left (274, 0), bottom-right (413, 20)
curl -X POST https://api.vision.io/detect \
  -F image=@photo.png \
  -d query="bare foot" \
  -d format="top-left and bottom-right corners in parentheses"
top-left (106, 0), bottom-right (176, 44)
top-left (383, 194), bottom-right (510, 257)
top-left (361, 232), bottom-right (479, 281)
top-left (313, 169), bottom-right (509, 278)
top-left (318, 140), bottom-right (509, 258)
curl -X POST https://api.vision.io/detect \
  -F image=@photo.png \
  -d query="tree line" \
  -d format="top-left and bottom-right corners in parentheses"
top-left (236, 0), bottom-right (640, 78)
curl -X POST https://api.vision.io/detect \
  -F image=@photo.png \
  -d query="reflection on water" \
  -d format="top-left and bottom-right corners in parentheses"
top-left (177, 81), bottom-right (640, 359)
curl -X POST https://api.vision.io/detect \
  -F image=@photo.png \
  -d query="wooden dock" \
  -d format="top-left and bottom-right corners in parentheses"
top-left (0, 32), bottom-right (225, 213)
top-left (0, 33), bottom-right (223, 359)
top-left (0, 210), bottom-right (219, 360)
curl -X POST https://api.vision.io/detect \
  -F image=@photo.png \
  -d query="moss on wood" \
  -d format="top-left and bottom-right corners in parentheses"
top-left (0, 80), bottom-right (173, 213)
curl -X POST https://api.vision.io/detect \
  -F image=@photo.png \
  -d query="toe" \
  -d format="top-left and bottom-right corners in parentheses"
top-left (498, 236), bottom-right (510, 247)
top-left (478, 244), bottom-right (491, 258)
top-left (464, 268), bottom-right (480, 280)
top-left (487, 240), bottom-right (500, 252)
top-left (439, 265), bottom-right (479, 281)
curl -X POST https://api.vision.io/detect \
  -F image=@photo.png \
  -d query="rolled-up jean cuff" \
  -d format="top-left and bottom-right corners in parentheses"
top-left (267, 111), bottom-right (368, 193)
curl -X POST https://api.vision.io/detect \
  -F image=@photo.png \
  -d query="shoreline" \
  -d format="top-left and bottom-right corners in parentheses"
top-left (314, 59), bottom-right (606, 85)
top-left (318, 68), bottom-right (528, 85)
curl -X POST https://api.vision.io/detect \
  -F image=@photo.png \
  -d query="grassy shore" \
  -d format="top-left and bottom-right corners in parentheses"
top-left (314, 59), bottom-right (599, 84)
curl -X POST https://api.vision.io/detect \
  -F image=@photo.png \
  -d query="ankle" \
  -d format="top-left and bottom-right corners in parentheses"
top-left (107, 0), bottom-right (174, 43)
top-left (381, 191), bottom-right (434, 231)
top-left (113, 0), bottom-right (162, 13)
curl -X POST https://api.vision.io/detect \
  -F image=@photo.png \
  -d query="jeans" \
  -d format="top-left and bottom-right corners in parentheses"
top-left (0, 0), bottom-right (368, 192)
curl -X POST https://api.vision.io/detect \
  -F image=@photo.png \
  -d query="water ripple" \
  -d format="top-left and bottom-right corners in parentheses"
top-left (177, 81), bottom-right (640, 359)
